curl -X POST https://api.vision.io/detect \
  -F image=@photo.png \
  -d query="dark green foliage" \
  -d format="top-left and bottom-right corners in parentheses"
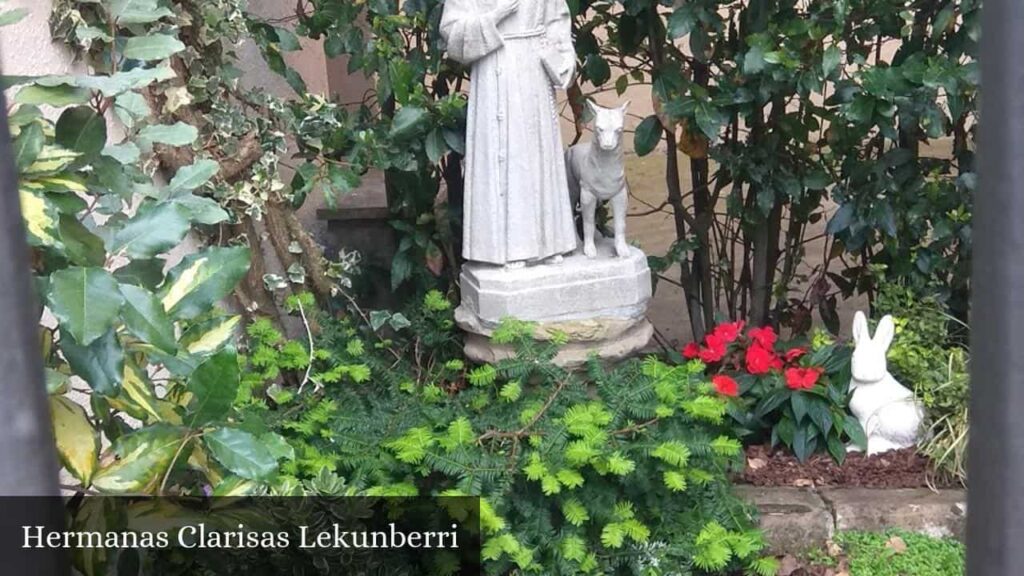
top-left (261, 295), bottom-right (777, 574)
top-left (874, 285), bottom-right (969, 484)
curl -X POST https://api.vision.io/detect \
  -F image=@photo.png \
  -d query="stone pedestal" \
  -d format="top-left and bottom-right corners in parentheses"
top-left (456, 239), bottom-right (653, 367)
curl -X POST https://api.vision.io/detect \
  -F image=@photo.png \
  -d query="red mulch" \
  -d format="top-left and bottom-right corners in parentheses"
top-left (737, 444), bottom-right (957, 489)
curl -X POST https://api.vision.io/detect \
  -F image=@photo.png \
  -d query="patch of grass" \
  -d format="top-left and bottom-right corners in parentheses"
top-left (836, 530), bottom-right (964, 576)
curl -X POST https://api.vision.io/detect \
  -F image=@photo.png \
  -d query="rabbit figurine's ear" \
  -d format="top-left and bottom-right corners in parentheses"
top-left (852, 311), bottom-right (869, 345)
top-left (875, 315), bottom-right (896, 351)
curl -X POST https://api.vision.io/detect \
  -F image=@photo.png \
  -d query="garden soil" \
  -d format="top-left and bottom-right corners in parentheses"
top-left (738, 445), bottom-right (958, 489)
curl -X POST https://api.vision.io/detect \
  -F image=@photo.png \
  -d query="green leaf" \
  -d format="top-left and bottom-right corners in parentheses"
top-left (60, 329), bottom-right (124, 396)
top-left (160, 246), bottom-right (251, 320)
top-left (168, 159), bottom-right (220, 192)
top-left (187, 349), bottom-right (240, 427)
top-left (424, 128), bottom-right (447, 164)
top-left (49, 267), bottom-right (124, 346)
top-left (275, 27), bottom-right (302, 51)
top-left (843, 415), bottom-right (867, 450)
top-left (114, 92), bottom-right (152, 128)
top-left (792, 426), bottom-right (817, 462)
top-left (667, 9), bottom-right (696, 39)
top-left (389, 106), bottom-right (428, 139)
top-left (139, 122), bottom-right (198, 147)
top-left (59, 215), bottom-right (106, 267)
top-left (102, 142), bottom-right (141, 164)
top-left (205, 428), bottom-right (278, 481)
top-left (108, 202), bottom-right (191, 259)
top-left (119, 283), bottom-right (177, 354)
top-left (694, 101), bottom-right (725, 141)
top-left (122, 35), bottom-right (186, 61)
top-left (91, 424), bottom-right (186, 493)
top-left (260, 432), bottom-right (295, 461)
top-left (114, 258), bottom-right (166, 289)
top-left (826, 204), bottom-right (855, 235)
top-left (634, 115), bottom-right (663, 157)
top-left (13, 121), bottom-right (43, 170)
top-left (826, 433), bottom-right (846, 465)
top-left (15, 83), bottom-right (91, 107)
top-left (743, 44), bottom-right (767, 74)
top-left (55, 106), bottom-right (107, 156)
top-left (582, 54), bottom-right (611, 85)
top-left (109, 0), bottom-right (174, 24)
top-left (50, 395), bottom-right (99, 485)
top-left (791, 391), bottom-right (808, 423)
top-left (823, 45), bottom-right (842, 77)
top-left (169, 194), bottom-right (229, 225)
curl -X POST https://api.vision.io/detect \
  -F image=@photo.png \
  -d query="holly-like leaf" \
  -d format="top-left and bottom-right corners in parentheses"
top-left (389, 106), bottom-right (428, 139)
top-left (50, 395), bottom-right (99, 485)
top-left (169, 194), bottom-right (229, 225)
top-left (60, 329), bottom-right (124, 396)
top-left (204, 428), bottom-right (278, 481)
top-left (187, 349), bottom-right (240, 427)
top-left (13, 121), bottom-right (43, 170)
top-left (119, 283), bottom-right (177, 354)
top-left (139, 122), bottom-right (198, 147)
top-left (108, 202), bottom-right (191, 259)
top-left (15, 83), bottom-right (91, 107)
top-left (160, 246), bottom-right (251, 320)
top-left (91, 424), bottom-right (186, 493)
top-left (55, 106), bottom-right (107, 156)
top-left (634, 115), bottom-right (664, 157)
top-left (122, 35), bottom-right (186, 61)
top-left (49, 267), bottom-right (124, 346)
top-left (167, 159), bottom-right (220, 193)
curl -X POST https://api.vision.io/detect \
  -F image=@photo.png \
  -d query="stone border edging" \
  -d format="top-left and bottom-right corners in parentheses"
top-left (733, 486), bottom-right (967, 554)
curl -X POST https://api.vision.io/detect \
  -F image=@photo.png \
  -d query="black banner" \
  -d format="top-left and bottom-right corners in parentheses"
top-left (0, 496), bottom-right (481, 575)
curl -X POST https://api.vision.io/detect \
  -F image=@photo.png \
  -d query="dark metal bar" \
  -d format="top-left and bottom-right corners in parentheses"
top-left (0, 67), bottom-right (67, 573)
top-left (968, 1), bottom-right (1024, 574)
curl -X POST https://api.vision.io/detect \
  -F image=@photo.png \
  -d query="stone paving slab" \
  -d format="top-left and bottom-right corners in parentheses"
top-left (734, 485), bottom-right (967, 553)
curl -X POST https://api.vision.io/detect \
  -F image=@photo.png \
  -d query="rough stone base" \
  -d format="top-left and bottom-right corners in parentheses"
top-left (457, 238), bottom-right (653, 367)
top-left (464, 319), bottom-right (654, 368)
top-left (734, 485), bottom-right (967, 554)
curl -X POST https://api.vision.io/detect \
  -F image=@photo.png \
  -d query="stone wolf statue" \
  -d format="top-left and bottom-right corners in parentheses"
top-left (565, 100), bottom-right (631, 259)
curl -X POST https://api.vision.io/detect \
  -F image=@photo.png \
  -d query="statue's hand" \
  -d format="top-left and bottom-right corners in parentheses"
top-left (492, 0), bottom-right (519, 22)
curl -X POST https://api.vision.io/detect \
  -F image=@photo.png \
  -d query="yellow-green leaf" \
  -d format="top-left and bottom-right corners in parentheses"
top-left (49, 396), bottom-right (98, 485)
top-left (20, 189), bottom-right (61, 248)
top-left (91, 425), bottom-right (187, 493)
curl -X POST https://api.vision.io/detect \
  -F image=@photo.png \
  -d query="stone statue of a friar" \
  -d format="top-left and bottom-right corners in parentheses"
top-left (440, 0), bottom-right (578, 266)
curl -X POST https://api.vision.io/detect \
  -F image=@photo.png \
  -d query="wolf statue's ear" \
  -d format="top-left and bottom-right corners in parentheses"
top-left (585, 99), bottom-right (600, 117)
top-left (618, 100), bottom-right (631, 114)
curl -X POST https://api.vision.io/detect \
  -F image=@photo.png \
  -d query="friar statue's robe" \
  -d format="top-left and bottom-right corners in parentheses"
top-left (441, 0), bottom-right (577, 264)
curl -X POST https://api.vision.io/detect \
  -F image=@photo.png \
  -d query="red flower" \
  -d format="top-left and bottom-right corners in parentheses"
top-left (748, 326), bottom-right (777, 350)
top-left (745, 343), bottom-right (779, 375)
top-left (712, 320), bottom-right (746, 343)
top-left (785, 367), bottom-right (823, 390)
top-left (699, 332), bottom-right (728, 364)
top-left (784, 347), bottom-right (807, 363)
top-left (682, 342), bottom-right (700, 359)
top-left (712, 375), bottom-right (739, 397)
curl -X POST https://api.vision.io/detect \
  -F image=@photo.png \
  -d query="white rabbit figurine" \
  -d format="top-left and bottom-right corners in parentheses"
top-left (848, 311), bottom-right (925, 455)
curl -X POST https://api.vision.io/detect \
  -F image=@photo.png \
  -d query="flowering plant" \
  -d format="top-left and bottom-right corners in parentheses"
top-left (684, 324), bottom-right (865, 463)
